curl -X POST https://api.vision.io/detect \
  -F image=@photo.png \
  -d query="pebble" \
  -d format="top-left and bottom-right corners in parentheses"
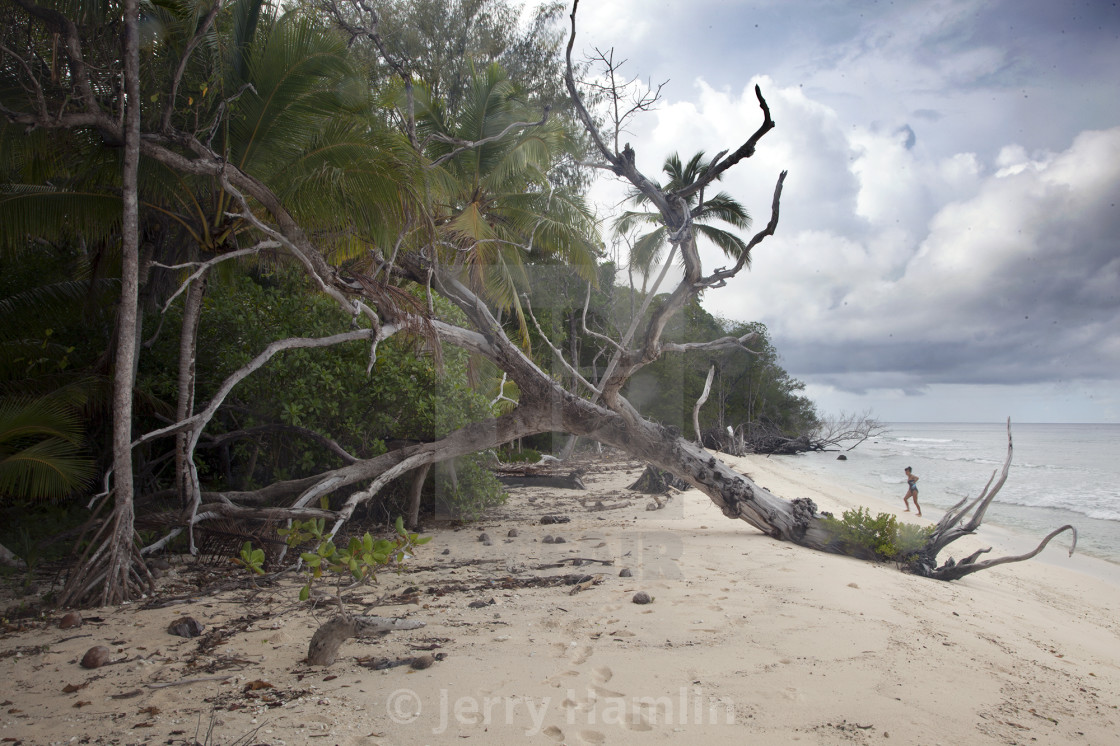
top-left (80, 646), bottom-right (110, 669)
top-left (507, 529), bottom-right (519, 538)
top-left (478, 533), bottom-right (491, 543)
top-left (619, 568), bottom-right (633, 578)
top-left (632, 591), bottom-right (653, 605)
top-left (543, 535), bottom-right (555, 544)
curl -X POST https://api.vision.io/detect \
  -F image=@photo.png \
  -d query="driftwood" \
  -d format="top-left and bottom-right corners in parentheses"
top-left (496, 471), bottom-right (586, 489)
top-left (907, 420), bottom-right (1077, 580)
top-left (306, 615), bottom-right (425, 666)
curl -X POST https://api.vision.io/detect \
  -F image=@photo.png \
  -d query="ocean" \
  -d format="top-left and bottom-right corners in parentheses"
top-left (791, 422), bottom-right (1120, 567)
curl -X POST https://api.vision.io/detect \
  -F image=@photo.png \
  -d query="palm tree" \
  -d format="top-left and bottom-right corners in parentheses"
top-left (3, 0), bottom-right (423, 602)
top-left (613, 151), bottom-right (752, 283)
top-left (415, 63), bottom-right (599, 345)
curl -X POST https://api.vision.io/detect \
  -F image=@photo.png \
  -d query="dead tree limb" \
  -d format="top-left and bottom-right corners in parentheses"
top-left (692, 365), bottom-right (716, 444)
top-left (907, 420), bottom-right (1078, 580)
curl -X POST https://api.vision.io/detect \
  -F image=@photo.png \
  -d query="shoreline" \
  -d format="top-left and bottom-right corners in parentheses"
top-left (759, 450), bottom-right (1120, 589)
top-left (2, 450), bottom-right (1118, 745)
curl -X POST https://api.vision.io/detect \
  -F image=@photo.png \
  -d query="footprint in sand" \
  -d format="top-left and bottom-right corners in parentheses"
top-left (590, 683), bottom-right (625, 699)
top-left (545, 670), bottom-right (580, 688)
top-left (634, 696), bottom-right (670, 720)
top-left (577, 730), bottom-right (606, 744)
top-left (592, 666), bottom-right (613, 684)
top-left (560, 695), bottom-right (588, 711)
top-left (624, 712), bottom-right (653, 731)
top-left (542, 725), bottom-right (564, 741)
top-left (567, 643), bottom-right (593, 664)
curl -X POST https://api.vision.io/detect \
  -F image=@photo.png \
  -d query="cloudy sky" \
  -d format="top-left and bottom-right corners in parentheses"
top-left (569, 0), bottom-right (1120, 423)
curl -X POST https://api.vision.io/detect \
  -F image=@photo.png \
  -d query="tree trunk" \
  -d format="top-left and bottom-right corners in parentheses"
top-left (175, 272), bottom-right (207, 511)
top-left (58, 0), bottom-right (150, 607)
top-left (406, 463), bottom-right (431, 530)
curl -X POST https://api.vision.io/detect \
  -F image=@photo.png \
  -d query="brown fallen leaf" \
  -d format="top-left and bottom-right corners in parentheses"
top-left (243, 680), bottom-right (274, 692)
top-left (62, 682), bottom-right (88, 694)
top-left (139, 706), bottom-right (160, 716)
top-left (73, 701), bottom-right (92, 708)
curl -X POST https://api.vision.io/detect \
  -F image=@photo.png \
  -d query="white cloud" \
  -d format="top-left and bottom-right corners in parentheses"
top-left (568, 0), bottom-right (1120, 420)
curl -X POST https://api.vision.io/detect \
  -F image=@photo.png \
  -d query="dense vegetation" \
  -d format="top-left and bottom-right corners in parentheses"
top-left (0, 0), bottom-right (819, 591)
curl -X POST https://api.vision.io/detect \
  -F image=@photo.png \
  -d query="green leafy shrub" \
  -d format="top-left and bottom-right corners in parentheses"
top-left (434, 455), bottom-right (507, 521)
top-left (239, 516), bottom-right (431, 606)
top-left (822, 507), bottom-right (933, 562)
top-left (496, 447), bottom-right (541, 464)
top-left (894, 522), bottom-right (934, 562)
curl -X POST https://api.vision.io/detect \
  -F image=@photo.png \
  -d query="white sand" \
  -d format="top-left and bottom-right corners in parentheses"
top-left (2, 451), bottom-right (1118, 745)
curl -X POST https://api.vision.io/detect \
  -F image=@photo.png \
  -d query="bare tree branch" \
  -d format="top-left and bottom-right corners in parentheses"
top-left (661, 332), bottom-right (760, 355)
top-left (427, 108), bottom-right (552, 168)
top-left (702, 170), bottom-right (788, 288)
top-left (675, 84), bottom-right (775, 202)
top-left (199, 424), bottom-right (360, 465)
top-left (926, 525), bottom-right (1077, 582)
top-left (160, 0), bottom-right (224, 133)
top-left (521, 293), bottom-right (602, 397)
top-left (154, 244), bottom-right (277, 313)
top-left (692, 365), bottom-right (715, 444)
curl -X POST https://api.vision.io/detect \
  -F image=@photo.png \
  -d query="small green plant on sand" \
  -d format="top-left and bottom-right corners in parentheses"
top-left (822, 507), bottom-right (933, 562)
top-left (237, 516), bottom-right (430, 612)
top-left (232, 542), bottom-right (266, 575)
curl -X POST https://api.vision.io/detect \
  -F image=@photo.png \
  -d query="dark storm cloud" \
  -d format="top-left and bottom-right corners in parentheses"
top-left (577, 1), bottom-right (1120, 419)
top-left (770, 127), bottom-right (1120, 393)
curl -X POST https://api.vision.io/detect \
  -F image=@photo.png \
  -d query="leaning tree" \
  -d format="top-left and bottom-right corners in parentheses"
top-left (1, 0), bottom-right (1075, 603)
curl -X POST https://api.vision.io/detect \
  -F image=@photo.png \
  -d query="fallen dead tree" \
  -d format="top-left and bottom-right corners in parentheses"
top-left (627, 465), bottom-right (691, 494)
top-left (5, 0), bottom-right (1075, 604)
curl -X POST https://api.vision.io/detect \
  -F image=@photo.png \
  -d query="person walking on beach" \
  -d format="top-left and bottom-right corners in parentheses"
top-left (903, 466), bottom-right (921, 517)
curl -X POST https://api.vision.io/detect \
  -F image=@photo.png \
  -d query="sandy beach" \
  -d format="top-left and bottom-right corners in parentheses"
top-left (2, 451), bottom-right (1117, 745)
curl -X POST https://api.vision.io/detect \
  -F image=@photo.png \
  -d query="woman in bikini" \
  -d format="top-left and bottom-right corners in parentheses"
top-left (903, 466), bottom-right (921, 517)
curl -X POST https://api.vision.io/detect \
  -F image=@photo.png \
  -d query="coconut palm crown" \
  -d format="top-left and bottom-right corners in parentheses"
top-left (613, 151), bottom-right (752, 280)
top-left (414, 63), bottom-right (599, 343)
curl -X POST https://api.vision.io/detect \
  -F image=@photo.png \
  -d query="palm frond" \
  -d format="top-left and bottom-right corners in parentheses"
top-left (695, 224), bottom-right (750, 264)
top-left (630, 227), bottom-right (669, 278)
top-left (696, 191), bottom-right (752, 229)
top-left (0, 394), bottom-right (94, 503)
top-left (0, 186), bottom-right (122, 257)
top-left (612, 209), bottom-right (662, 236)
top-left (0, 437), bottom-right (95, 503)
